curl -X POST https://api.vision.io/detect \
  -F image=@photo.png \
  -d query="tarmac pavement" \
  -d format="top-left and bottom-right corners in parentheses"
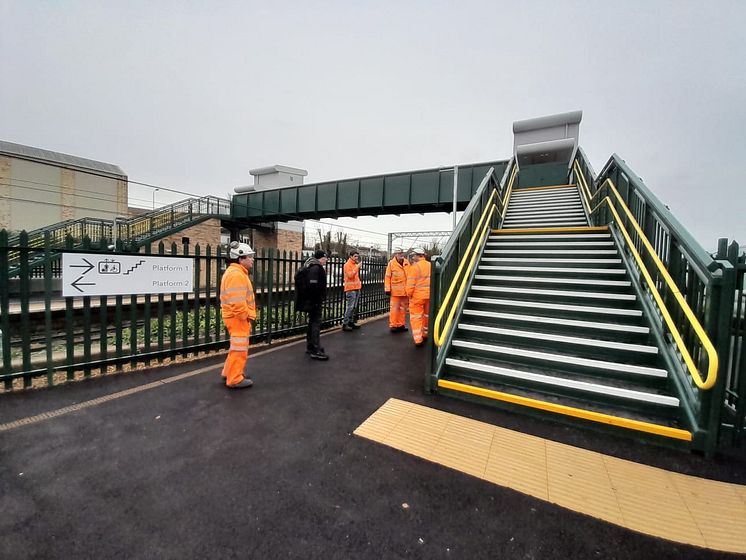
top-left (1, 317), bottom-right (745, 559)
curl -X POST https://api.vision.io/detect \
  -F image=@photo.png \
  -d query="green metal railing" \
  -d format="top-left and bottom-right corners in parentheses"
top-left (716, 239), bottom-right (746, 446)
top-left (6, 196), bottom-right (231, 278)
top-left (572, 150), bottom-right (739, 453)
top-left (0, 230), bottom-right (388, 391)
top-left (426, 160), bottom-right (516, 391)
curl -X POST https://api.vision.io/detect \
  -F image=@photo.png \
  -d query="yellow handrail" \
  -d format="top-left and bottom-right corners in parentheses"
top-left (500, 165), bottom-right (518, 219)
top-left (434, 189), bottom-right (498, 347)
top-left (573, 161), bottom-right (718, 390)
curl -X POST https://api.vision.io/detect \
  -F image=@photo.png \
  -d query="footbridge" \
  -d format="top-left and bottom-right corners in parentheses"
top-left (2, 111), bottom-right (744, 456)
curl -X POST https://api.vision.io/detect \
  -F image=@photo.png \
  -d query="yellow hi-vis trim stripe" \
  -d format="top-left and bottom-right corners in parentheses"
top-left (512, 183), bottom-right (577, 192)
top-left (491, 226), bottom-right (609, 235)
top-left (437, 379), bottom-right (692, 441)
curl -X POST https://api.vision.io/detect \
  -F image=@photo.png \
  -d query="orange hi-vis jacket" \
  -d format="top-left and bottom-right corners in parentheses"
top-left (220, 263), bottom-right (257, 321)
top-left (384, 257), bottom-right (410, 297)
top-left (406, 259), bottom-right (431, 300)
top-left (343, 258), bottom-right (362, 292)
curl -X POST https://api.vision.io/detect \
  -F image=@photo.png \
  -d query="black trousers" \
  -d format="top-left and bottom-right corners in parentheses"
top-left (306, 305), bottom-right (322, 353)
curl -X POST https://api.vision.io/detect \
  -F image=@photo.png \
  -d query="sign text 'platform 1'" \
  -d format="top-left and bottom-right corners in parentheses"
top-left (62, 253), bottom-right (194, 297)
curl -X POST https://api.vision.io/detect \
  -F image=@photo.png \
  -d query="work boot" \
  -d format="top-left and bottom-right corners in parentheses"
top-left (227, 378), bottom-right (253, 389)
top-left (306, 347), bottom-right (325, 354)
top-left (342, 324), bottom-right (353, 332)
top-left (309, 351), bottom-right (329, 360)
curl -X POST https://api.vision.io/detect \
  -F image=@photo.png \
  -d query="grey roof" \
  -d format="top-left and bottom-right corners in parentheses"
top-left (249, 165), bottom-right (308, 177)
top-left (0, 140), bottom-right (127, 179)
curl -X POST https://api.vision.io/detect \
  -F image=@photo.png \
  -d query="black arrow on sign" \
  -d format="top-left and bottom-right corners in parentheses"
top-left (71, 276), bottom-right (96, 293)
top-left (70, 258), bottom-right (94, 275)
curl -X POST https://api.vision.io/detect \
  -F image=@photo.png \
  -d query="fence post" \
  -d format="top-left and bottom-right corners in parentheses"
top-left (700, 239), bottom-right (737, 455)
top-left (267, 248), bottom-right (274, 344)
top-left (0, 230), bottom-right (11, 390)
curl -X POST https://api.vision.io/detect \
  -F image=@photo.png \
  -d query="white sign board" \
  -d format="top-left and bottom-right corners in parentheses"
top-left (62, 253), bottom-right (194, 297)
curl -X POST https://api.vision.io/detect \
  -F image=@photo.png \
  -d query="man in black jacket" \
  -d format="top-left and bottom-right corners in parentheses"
top-left (300, 250), bottom-right (329, 360)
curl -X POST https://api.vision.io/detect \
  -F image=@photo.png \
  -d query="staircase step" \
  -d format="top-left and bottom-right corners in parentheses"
top-left (479, 265), bottom-right (625, 275)
top-left (489, 233), bottom-right (610, 240)
top-left (486, 241), bottom-right (614, 247)
top-left (483, 249), bottom-right (618, 256)
top-left (461, 309), bottom-right (649, 336)
top-left (472, 275), bottom-right (632, 290)
top-left (504, 216), bottom-right (588, 224)
top-left (507, 200), bottom-right (584, 211)
top-left (436, 377), bottom-right (689, 441)
top-left (445, 358), bottom-right (677, 407)
top-left (466, 296), bottom-right (644, 323)
top-left (451, 339), bottom-right (666, 379)
top-left (510, 188), bottom-right (579, 200)
top-left (457, 323), bottom-right (657, 355)
top-left (470, 285), bottom-right (636, 302)
top-left (502, 221), bottom-right (590, 228)
top-left (482, 258), bottom-right (622, 267)
top-left (505, 208), bottom-right (586, 219)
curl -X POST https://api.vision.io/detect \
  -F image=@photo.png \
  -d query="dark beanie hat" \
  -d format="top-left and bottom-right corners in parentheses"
top-left (314, 250), bottom-right (327, 259)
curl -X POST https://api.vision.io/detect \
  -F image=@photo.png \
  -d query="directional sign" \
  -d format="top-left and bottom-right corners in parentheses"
top-left (62, 253), bottom-right (194, 297)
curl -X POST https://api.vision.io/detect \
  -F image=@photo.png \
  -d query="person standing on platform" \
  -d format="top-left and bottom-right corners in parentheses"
top-left (220, 241), bottom-right (256, 389)
top-left (342, 250), bottom-right (362, 331)
top-left (384, 247), bottom-right (410, 332)
top-left (406, 247), bottom-right (431, 347)
top-left (297, 250), bottom-right (330, 360)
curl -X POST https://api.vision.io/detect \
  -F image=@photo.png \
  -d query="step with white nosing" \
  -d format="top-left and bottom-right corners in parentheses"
top-left (504, 215), bottom-right (589, 224)
top-left (503, 219), bottom-right (590, 227)
top-left (482, 258), bottom-right (622, 264)
top-left (467, 296), bottom-right (642, 317)
top-left (473, 275), bottom-right (631, 287)
top-left (511, 188), bottom-right (578, 198)
top-left (462, 309), bottom-right (649, 334)
top-left (488, 234), bottom-right (610, 240)
top-left (452, 339), bottom-right (665, 378)
top-left (506, 210), bottom-right (587, 220)
top-left (445, 357), bottom-right (678, 407)
top-left (458, 323), bottom-right (656, 354)
top-left (484, 249), bottom-right (618, 255)
top-left (486, 241), bottom-right (614, 247)
top-left (471, 285), bottom-right (636, 301)
top-left (478, 265), bottom-right (627, 275)
top-left (507, 200), bottom-right (584, 211)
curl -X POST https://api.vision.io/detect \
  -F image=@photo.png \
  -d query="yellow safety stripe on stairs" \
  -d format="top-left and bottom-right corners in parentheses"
top-left (491, 226), bottom-right (609, 234)
top-left (438, 379), bottom-right (692, 441)
top-left (512, 183), bottom-right (578, 192)
top-left (354, 398), bottom-right (746, 554)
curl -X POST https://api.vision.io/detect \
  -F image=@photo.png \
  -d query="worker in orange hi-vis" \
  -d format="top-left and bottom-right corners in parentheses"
top-left (342, 250), bottom-right (362, 331)
top-left (406, 247), bottom-right (431, 347)
top-left (384, 247), bottom-right (410, 332)
top-left (219, 241), bottom-right (257, 389)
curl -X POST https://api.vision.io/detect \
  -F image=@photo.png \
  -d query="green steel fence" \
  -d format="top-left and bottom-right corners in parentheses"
top-left (0, 230), bottom-right (388, 391)
top-left (718, 239), bottom-right (746, 446)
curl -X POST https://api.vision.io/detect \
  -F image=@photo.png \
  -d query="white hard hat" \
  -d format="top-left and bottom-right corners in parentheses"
top-left (393, 247), bottom-right (404, 253)
top-left (229, 241), bottom-right (255, 259)
top-left (411, 247), bottom-right (426, 255)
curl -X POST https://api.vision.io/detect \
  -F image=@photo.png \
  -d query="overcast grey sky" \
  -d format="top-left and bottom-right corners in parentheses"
top-left (2, 1), bottom-right (744, 250)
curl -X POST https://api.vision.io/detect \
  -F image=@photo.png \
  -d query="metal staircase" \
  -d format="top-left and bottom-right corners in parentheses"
top-left (439, 184), bottom-right (690, 441)
top-left (7, 196), bottom-right (230, 277)
top-left (429, 155), bottom-right (741, 453)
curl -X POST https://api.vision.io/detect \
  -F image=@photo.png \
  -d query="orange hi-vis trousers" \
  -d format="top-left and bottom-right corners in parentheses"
top-left (222, 317), bottom-right (252, 386)
top-left (409, 298), bottom-right (430, 344)
top-left (389, 295), bottom-right (409, 329)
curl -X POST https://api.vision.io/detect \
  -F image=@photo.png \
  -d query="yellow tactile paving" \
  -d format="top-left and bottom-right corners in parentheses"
top-left (353, 398), bottom-right (746, 554)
